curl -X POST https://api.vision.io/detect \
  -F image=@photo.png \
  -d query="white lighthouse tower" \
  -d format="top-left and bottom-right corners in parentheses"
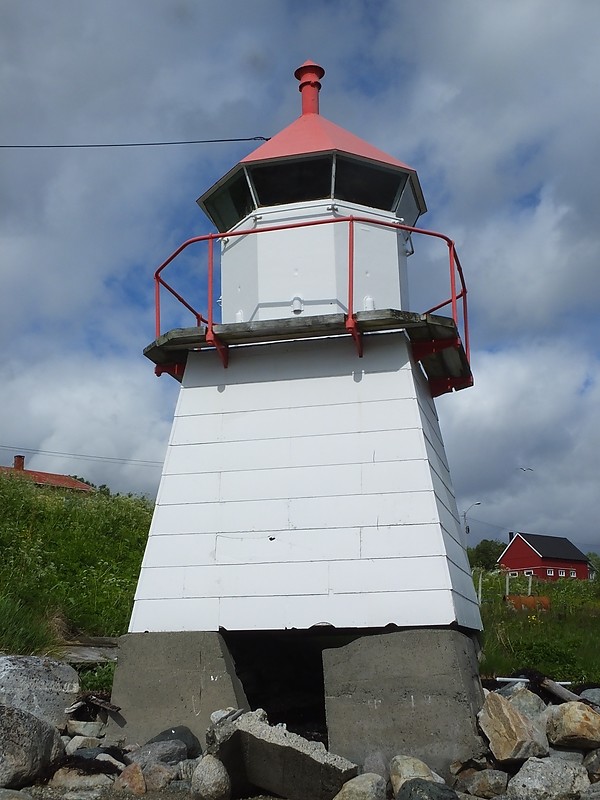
top-left (114, 61), bottom-right (484, 775)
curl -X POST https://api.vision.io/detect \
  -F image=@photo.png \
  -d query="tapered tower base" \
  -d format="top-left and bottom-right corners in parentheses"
top-left (131, 331), bottom-right (480, 634)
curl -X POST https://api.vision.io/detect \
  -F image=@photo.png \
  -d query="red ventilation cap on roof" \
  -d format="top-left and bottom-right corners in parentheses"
top-left (294, 60), bottom-right (325, 115)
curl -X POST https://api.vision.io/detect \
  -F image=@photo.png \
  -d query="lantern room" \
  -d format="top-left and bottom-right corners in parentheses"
top-left (197, 61), bottom-right (427, 324)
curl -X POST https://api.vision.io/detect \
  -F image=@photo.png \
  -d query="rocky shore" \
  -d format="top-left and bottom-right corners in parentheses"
top-left (2, 656), bottom-right (600, 800)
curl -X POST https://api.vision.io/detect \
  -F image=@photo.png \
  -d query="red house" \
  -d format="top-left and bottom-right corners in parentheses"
top-left (497, 532), bottom-right (594, 581)
top-left (0, 455), bottom-right (94, 493)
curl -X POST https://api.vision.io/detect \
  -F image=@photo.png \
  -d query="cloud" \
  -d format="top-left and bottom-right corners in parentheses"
top-left (1, 0), bottom-right (599, 554)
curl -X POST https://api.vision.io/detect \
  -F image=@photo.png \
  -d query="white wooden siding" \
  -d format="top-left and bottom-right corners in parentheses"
top-left (131, 333), bottom-right (481, 632)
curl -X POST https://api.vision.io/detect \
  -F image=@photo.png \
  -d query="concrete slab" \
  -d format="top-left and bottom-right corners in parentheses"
top-left (323, 629), bottom-right (485, 778)
top-left (209, 709), bottom-right (358, 800)
top-left (106, 632), bottom-right (248, 747)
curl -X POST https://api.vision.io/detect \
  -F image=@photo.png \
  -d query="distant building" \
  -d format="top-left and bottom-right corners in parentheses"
top-left (0, 454), bottom-right (94, 493)
top-left (497, 531), bottom-right (594, 581)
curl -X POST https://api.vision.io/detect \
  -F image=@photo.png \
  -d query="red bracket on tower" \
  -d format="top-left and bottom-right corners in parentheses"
top-left (345, 314), bottom-right (363, 357)
top-left (429, 375), bottom-right (474, 397)
top-left (155, 363), bottom-right (185, 380)
top-left (206, 329), bottom-right (229, 368)
top-left (411, 336), bottom-right (461, 362)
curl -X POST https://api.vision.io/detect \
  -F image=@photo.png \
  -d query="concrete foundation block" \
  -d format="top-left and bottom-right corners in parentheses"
top-left (322, 629), bottom-right (485, 778)
top-left (107, 632), bottom-right (248, 747)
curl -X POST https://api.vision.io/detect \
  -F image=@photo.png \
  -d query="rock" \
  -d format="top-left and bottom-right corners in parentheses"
top-left (145, 725), bottom-right (202, 758)
top-left (49, 768), bottom-right (114, 790)
top-left (362, 751), bottom-right (389, 783)
top-left (63, 792), bottom-right (104, 800)
top-left (390, 756), bottom-right (444, 796)
top-left (581, 787), bottom-right (600, 800)
top-left (0, 791), bottom-right (34, 800)
top-left (0, 704), bottom-right (65, 789)
top-left (507, 689), bottom-right (547, 720)
top-left (142, 761), bottom-right (177, 791)
top-left (65, 736), bottom-right (103, 756)
top-left (210, 708), bottom-right (243, 726)
top-left (128, 739), bottom-right (188, 768)
top-left (478, 693), bottom-right (548, 762)
top-left (581, 691), bottom-right (600, 706)
top-left (507, 756), bottom-right (590, 800)
top-left (66, 719), bottom-right (106, 738)
top-left (546, 702), bottom-right (600, 749)
top-left (547, 747), bottom-right (584, 764)
top-left (461, 769), bottom-right (508, 798)
top-left (96, 752), bottom-right (127, 771)
top-left (495, 682), bottom-right (528, 699)
top-left (178, 757), bottom-right (203, 782)
top-left (0, 657), bottom-right (79, 730)
top-left (334, 773), bottom-right (386, 800)
top-left (583, 749), bottom-right (600, 782)
top-left (191, 755), bottom-right (230, 800)
top-left (453, 768), bottom-right (478, 793)
top-left (395, 778), bottom-right (459, 800)
top-left (114, 763), bottom-right (146, 794)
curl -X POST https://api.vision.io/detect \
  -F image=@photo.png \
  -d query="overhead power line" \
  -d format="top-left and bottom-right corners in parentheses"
top-left (0, 444), bottom-right (162, 468)
top-left (0, 136), bottom-right (270, 150)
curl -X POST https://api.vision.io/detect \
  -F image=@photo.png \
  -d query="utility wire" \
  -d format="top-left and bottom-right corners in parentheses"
top-left (0, 136), bottom-right (270, 150)
top-left (0, 444), bottom-right (162, 467)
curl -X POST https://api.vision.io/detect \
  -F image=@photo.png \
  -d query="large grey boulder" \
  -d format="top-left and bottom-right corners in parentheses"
top-left (507, 756), bottom-right (590, 800)
top-left (478, 693), bottom-right (548, 763)
top-left (0, 656), bottom-right (79, 730)
top-left (546, 702), bottom-right (600, 749)
top-left (0, 704), bottom-right (65, 788)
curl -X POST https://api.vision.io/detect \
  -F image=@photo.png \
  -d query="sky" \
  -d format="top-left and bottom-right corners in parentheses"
top-left (1, 0), bottom-right (599, 554)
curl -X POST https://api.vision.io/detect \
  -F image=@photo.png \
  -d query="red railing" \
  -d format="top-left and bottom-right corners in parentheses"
top-left (154, 216), bottom-right (470, 361)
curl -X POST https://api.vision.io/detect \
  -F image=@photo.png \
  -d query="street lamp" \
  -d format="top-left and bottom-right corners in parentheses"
top-left (462, 502), bottom-right (481, 535)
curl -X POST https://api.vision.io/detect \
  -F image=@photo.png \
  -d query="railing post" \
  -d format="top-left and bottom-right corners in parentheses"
top-left (155, 276), bottom-right (161, 340)
top-left (449, 242), bottom-right (458, 326)
top-left (207, 235), bottom-right (214, 336)
top-left (347, 217), bottom-right (355, 317)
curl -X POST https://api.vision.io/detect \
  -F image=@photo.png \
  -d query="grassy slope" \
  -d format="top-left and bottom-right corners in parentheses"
top-left (0, 473), bottom-right (151, 653)
top-left (476, 569), bottom-right (600, 683)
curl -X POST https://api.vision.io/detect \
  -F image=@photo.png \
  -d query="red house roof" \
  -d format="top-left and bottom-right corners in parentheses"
top-left (0, 455), bottom-right (94, 493)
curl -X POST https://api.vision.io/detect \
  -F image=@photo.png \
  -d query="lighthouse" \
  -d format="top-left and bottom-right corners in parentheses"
top-left (112, 62), bottom-right (484, 776)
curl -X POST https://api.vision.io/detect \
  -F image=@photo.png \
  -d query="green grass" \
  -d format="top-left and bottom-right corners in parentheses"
top-left (475, 569), bottom-right (600, 683)
top-left (0, 473), bottom-right (151, 654)
top-left (0, 593), bottom-right (57, 655)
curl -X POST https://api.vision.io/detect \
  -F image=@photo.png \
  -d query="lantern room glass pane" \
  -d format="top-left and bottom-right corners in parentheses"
top-left (249, 157), bottom-right (333, 206)
top-left (204, 170), bottom-right (255, 232)
top-left (334, 156), bottom-right (407, 211)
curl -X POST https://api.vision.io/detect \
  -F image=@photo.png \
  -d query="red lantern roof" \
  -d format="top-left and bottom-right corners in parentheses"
top-left (242, 60), bottom-right (414, 171)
